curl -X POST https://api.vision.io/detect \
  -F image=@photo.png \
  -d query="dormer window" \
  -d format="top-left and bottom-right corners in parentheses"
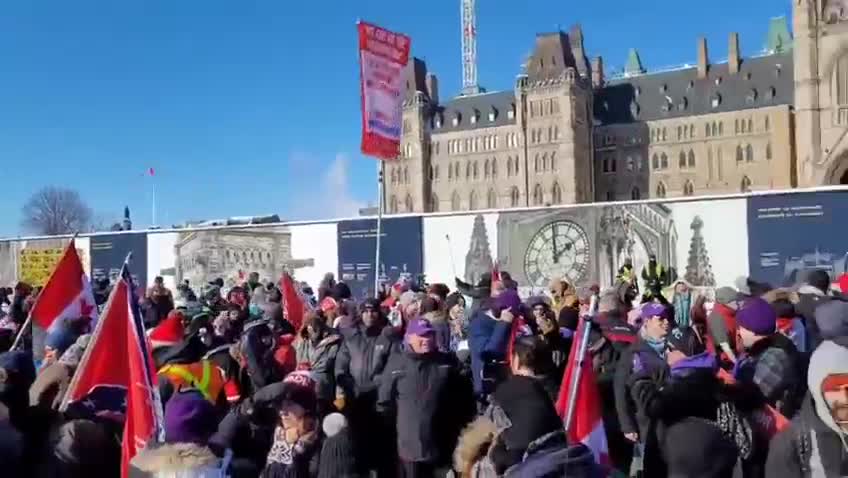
top-left (711, 93), bottom-right (722, 108)
top-left (434, 113), bottom-right (443, 128)
top-left (471, 109), bottom-right (480, 124)
top-left (508, 103), bottom-right (516, 119)
top-left (452, 112), bottom-right (461, 126)
top-left (488, 107), bottom-right (498, 122)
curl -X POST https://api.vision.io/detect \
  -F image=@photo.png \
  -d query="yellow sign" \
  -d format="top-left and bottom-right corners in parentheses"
top-left (18, 248), bottom-right (65, 287)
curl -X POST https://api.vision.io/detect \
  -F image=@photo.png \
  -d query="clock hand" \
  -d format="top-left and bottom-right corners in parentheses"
top-left (552, 225), bottom-right (559, 264)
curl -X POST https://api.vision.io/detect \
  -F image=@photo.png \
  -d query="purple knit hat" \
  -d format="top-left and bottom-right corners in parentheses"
top-left (735, 297), bottom-right (777, 336)
top-left (494, 289), bottom-right (522, 315)
top-left (164, 390), bottom-right (217, 444)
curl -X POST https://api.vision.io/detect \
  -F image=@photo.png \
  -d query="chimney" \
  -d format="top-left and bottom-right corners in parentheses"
top-left (591, 56), bottom-right (605, 88)
top-left (425, 73), bottom-right (439, 105)
top-left (697, 37), bottom-right (709, 79)
top-left (728, 32), bottom-right (741, 74)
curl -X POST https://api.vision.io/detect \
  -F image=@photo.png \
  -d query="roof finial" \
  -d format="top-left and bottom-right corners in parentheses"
top-left (624, 48), bottom-right (645, 77)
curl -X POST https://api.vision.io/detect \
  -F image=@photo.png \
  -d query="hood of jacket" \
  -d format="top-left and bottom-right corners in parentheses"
top-left (670, 352), bottom-right (716, 377)
top-left (131, 442), bottom-right (220, 476)
top-left (454, 416), bottom-right (497, 476)
top-left (808, 341), bottom-right (848, 441)
top-left (798, 284), bottom-right (829, 297)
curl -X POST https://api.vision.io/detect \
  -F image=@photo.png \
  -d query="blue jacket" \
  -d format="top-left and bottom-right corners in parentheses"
top-left (468, 308), bottom-right (512, 396)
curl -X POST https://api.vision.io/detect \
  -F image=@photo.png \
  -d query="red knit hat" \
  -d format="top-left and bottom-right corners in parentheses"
top-left (148, 311), bottom-right (185, 349)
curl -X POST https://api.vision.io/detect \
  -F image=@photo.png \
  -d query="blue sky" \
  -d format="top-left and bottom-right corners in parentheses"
top-left (0, 0), bottom-right (791, 236)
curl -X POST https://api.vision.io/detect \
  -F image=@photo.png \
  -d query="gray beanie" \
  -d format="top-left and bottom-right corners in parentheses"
top-left (814, 300), bottom-right (848, 347)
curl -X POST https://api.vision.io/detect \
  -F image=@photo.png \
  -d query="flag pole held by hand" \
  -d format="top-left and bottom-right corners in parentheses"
top-left (564, 294), bottom-right (598, 433)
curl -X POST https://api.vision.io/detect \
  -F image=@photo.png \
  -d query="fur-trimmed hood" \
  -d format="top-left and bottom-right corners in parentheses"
top-left (762, 287), bottom-right (800, 304)
top-left (130, 442), bottom-right (223, 477)
top-left (454, 416), bottom-right (498, 477)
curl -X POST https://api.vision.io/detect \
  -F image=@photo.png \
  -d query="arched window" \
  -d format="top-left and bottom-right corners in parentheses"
top-left (745, 144), bottom-right (754, 162)
top-left (705, 123), bottom-right (711, 137)
top-left (766, 142), bottom-right (772, 160)
top-left (679, 151), bottom-right (687, 168)
top-left (631, 187), bottom-right (641, 200)
top-left (491, 158), bottom-right (498, 177)
top-left (532, 184), bottom-right (544, 205)
top-left (403, 167), bottom-right (409, 184)
top-left (707, 148), bottom-right (714, 180)
top-left (473, 161), bottom-right (479, 179)
top-left (661, 153), bottom-right (668, 169)
top-left (507, 157), bottom-right (513, 177)
top-left (510, 187), bottom-right (520, 207)
top-left (626, 156), bottom-right (634, 171)
top-left (548, 126), bottom-right (553, 142)
top-left (469, 190), bottom-right (478, 210)
top-left (487, 188), bottom-right (497, 208)
top-left (451, 191), bottom-right (461, 210)
top-left (430, 193), bottom-right (439, 212)
top-left (542, 153), bottom-right (549, 171)
top-left (835, 53), bottom-right (848, 106)
top-left (687, 149), bottom-right (695, 168)
top-left (390, 195), bottom-right (399, 213)
top-left (434, 165), bottom-right (440, 180)
top-left (405, 194), bottom-right (414, 212)
top-left (550, 152), bottom-right (557, 171)
top-left (652, 154), bottom-right (659, 170)
top-left (484, 159), bottom-right (491, 178)
top-left (736, 145), bottom-right (744, 163)
top-left (656, 182), bottom-right (667, 198)
top-left (390, 168), bottom-right (397, 184)
top-left (429, 165), bottom-right (435, 181)
top-left (534, 154), bottom-right (540, 172)
top-left (514, 157), bottom-right (520, 175)
top-left (677, 126), bottom-right (683, 140)
top-left (552, 182), bottom-right (563, 204)
top-left (553, 126), bottom-right (559, 140)
top-left (466, 162), bottom-right (471, 179)
top-left (741, 176), bottom-right (752, 193)
top-left (683, 180), bottom-right (694, 196)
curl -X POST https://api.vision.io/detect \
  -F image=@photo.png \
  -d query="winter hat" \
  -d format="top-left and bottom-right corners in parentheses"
top-left (317, 413), bottom-right (356, 478)
top-left (148, 311), bottom-right (185, 349)
top-left (667, 327), bottom-right (700, 357)
top-left (281, 371), bottom-right (318, 413)
top-left (838, 273), bottom-right (848, 294)
top-left (319, 297), bottom-right (338, 313)
top-left (398, 290), bottom-right (418, 309)
top-left (331, 282), bottom-right (352, 301)
top-left (663, 417), bottom-right (738, 478)
top-left (806, 269), bottom-right (832, 293)
top-left (57, 334), bottom-right (92, 368)
top-left (406, 318), bottom-right (435, 337)
top-left (735, 297), bottom-right (777, 336)
top-left (597, 288), bottom-right (621, 314)
top-left (641, 302), bottom-right (668, 320)
top-left (428, 283), bottom-right (450, 301)
top-left (813, 300), bottom-right (848, 347)
top-left (164, 390), bottom-right (217, 445)
top-left (714, 287), bottom-right (741, 308)
top-left (45, 322), bottom-right (79, 355)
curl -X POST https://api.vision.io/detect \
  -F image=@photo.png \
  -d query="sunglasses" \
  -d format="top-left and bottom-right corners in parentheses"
top-left (822, 373), bottom-right (848, 393)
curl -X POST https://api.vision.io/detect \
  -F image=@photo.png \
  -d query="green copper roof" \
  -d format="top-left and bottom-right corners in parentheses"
top-left (624, 48), bottom-right (645, 76)
top-left (766, 16), bottom-right (792, 54)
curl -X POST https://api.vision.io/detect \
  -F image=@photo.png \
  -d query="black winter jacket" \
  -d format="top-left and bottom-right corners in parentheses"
top-left (377, 350), bottom-right (474, 464)
top-left (335, 325), bottom-right (395, 398)
top-left (613, 336), bottom-right (669, 438)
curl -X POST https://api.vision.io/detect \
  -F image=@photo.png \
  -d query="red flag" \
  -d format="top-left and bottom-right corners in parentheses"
top-left (30, 239), bottom-right (98, 331)
top-left (555, 318), bottom-right (610, 466)
top-left (62, 264), bottom-right (163, 477)
top-left (147, 167), bottom-right (155, 176)
top-left (280, 273), bottom-right (305, 332)
top-left (506, 316), bottom-right (531, 362)
top-left (491, 262), bottom-right (501, 283)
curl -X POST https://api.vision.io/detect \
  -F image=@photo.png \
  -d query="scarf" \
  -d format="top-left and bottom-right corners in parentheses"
top-left (266, 424), bottom-right (319, 467)
top-left (673, 292), bottom-right (691, 329)
top-left (640, 327), bottom-right (667, 359)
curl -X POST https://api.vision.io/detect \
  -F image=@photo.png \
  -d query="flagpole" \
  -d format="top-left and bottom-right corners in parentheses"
top-left (10, 232), bottom-right (80, 351)
top-left (151, 178), bottom-right (157, 227)
top-left (373, 161), bottom-right (385, 298)
top-left (564, 294), bottom-right (598, 433)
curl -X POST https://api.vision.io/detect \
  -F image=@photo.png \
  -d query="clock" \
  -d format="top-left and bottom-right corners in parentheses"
top-left (523, 220), bottom-right (590, 287)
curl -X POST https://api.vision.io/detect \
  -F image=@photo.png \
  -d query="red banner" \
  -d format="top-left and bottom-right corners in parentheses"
top-left (357, 21), bottom-right (411, 160)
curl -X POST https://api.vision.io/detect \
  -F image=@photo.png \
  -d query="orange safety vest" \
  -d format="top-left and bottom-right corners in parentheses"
top-left (159, 360), bottom-right (239, 404)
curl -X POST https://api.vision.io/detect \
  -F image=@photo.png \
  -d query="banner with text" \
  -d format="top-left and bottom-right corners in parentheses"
top-left (357, 21), bottom-right (411, 160)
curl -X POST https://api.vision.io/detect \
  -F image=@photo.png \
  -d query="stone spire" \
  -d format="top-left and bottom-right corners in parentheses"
top-left (683, 216), bottom-right (716, 287)
top-left (624, 48), bottom-right (645, 77)
top-left (464, 214), bottom-right (493, 286)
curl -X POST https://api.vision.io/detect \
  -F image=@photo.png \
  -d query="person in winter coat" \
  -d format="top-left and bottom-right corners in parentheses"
top-left (29, 334), bottom-right (90, 411)
top-left (378, 317), bottom-right (474, 478)
top-left (734, 297), bottom-right (804, 418)
top-left (0, 403), bottom-right (23, 478)
top-left (531, 299), bottom-right (570, 379)
top-left (335, 299), bottom-right (396, 477)
top-left (796, 269), bottom-right (836, 350)
top-left (148, 310), bottom-right (185, 369)
top-left (144, 276), bottom-right (175, 329)
top-left (671, 280), bottom-right (693, 330)
top-left (468, 290), bottom-right (517, 400)
top-left (316, 413), bottom-right (358, 478)
top-left (614, 302), bottom-right (671, 447)
top-left (0, 350), bottom-right (36, 431)
top-left (766, 339), bottom-right (848, 477)
top-left (764, 289), bottom-right (808, 354)
top-left (261, 371), bottom-right (322, 478)
top-left (238, 320), bottom-right (283, 396)
top-left (662, 418), bottom-right (739, 478)
top-left (294, 315), bottom-right (341, 413)
top-left (50, 418), bottom-right (121, 478)
top-left (445, 292), bottom-right (469, 354)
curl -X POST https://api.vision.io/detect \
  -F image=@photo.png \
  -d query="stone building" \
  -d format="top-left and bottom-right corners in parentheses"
top-left (385, 3), bottom-right (848, 213)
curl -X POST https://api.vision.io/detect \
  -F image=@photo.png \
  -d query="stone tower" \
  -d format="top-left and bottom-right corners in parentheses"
top-left (793, 1), bottom-right (848, 185)
top-left (683, 216), bottom-right (716, 287)
top-left (465, 214), bottom-right (493, 285)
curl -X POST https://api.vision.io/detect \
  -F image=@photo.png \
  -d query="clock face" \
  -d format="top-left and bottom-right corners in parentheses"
top-left (523, 220), bottom-right (590, 287)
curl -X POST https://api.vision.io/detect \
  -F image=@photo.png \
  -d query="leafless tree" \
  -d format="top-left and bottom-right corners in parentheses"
top-left (21, 187), bottom-right (93, 235)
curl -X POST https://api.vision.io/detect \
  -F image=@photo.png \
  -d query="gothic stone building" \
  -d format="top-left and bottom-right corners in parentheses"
top-left (386, 3), bottom-right (848, 214)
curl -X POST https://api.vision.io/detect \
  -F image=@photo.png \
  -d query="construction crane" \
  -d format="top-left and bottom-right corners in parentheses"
top-left (461, 0), bottom-right (482, 95)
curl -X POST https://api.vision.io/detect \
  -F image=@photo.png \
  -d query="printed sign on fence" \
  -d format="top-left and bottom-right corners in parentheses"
top-left (357, 21), bottom-right (411, 160)
top-left (18, 248), bottom-right (65, 286)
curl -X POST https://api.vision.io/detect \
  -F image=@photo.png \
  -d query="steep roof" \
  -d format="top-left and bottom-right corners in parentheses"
top-left (431, 90), bottom-right (517, 134)
top-left (594, 51), bottom-right (793, 125)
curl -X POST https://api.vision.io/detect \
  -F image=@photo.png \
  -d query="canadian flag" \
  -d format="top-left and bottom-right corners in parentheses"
top-left (555, 317), bottom-right (610, 467)
top-left (30, 239), bottom-right (98, 332)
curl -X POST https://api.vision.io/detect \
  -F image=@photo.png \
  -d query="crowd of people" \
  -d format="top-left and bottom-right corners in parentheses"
top-left (1, 264), bottom-right (848, 478)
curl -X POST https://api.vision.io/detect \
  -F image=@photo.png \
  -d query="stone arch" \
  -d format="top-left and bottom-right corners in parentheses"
top-left (824, 151), bottom-right (848, 184)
